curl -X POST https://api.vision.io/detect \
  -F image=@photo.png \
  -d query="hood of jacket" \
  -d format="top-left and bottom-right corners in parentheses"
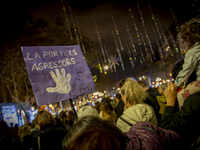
top-left (117, 103), bottom-right (158, 133)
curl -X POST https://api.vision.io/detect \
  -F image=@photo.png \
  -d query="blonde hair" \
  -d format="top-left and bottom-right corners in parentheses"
top-left (120, 78), bottom-right (148, 106)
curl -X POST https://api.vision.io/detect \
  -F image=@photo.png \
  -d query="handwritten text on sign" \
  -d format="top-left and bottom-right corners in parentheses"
top-left (21, 46), bottom-right (96, 107)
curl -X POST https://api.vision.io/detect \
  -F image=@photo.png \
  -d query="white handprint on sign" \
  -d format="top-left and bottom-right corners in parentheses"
top-left (46, 68), bottom-right (71, 94)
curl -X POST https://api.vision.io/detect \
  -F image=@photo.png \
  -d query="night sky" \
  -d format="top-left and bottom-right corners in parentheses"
top-left (1, 0), bottom-right (199, 80)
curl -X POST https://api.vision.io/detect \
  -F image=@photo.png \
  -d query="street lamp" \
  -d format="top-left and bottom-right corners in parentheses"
top-left (104, 65), bottom-right (109, 70)
top-left (155, 77), bottom-right (162, 82)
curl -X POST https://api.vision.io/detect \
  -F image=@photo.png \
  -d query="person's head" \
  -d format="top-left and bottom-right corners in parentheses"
top-left (100, 97), bottom-right (116, 122)
top-left (35, 110), bottom-right (55, 131)
top-left (101, 97), bottom-right (113, 111)
top-left (14, 124), bottom-right (19, 129)
top-left (120, 78), bottom-right (148, 108)
top-left (158, 83), bottom-right (168, 94)
top-left (77, 105), bottom-right (99, 119)
top-left (119, 79), bottom-right (126, 89)
top-left (31, 119), bottom-right (37, 129)
top-left (137, 80), bottom-right (149, 91)
top-left (178, 18), bottom-right (200, 53)
top-left (62, 116), bottom-right (127, 150)
top-left (59, 111), bottom-right (67, 121)
top-left (115, 93), bottom-right (121, 102)
top-left (68, 110), bottom-right (75, 121)
top-left (18, 125), bottom-right (31, 141)
top-left (10, 123), bottom-right (13, 127)
top-left (170, 59), bottom-right (197, 85)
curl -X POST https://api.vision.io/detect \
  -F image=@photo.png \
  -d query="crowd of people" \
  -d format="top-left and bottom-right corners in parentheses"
top-left (1, 17), bottom-right (200, 150)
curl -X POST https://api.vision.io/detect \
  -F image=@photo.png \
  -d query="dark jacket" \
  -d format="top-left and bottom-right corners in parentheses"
top-left (125, 121), bottom-right (182, 150)
top-left (160, 92), bottom-right (200, 149)
top-left (33, 127), bottom-right (67, 150)
top-left (146, 88), bottom-right (160, 98)
top-left (115, 100), bottom-right (125, 120)
top-left (144, 95), bottom-right (161, 125)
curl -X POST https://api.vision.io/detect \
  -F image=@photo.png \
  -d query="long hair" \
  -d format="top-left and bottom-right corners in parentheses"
top-left (120, 78), bottom-right (148, 106)
top-left (100, 97), bottom-right (116, 123)
top-left (178, 18), bottom-right (200, 50)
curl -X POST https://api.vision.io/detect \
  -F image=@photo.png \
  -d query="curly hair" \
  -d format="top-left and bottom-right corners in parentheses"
top-left (18, 125), bottom-right (31, 141)
top-left (120, 78), bottom-right (148, 106)
top-left (178, 18), bottom-right (200, 50)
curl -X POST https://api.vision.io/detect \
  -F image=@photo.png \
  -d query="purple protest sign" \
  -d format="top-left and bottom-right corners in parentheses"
top-left (21, 45), bottom-right (97, 107)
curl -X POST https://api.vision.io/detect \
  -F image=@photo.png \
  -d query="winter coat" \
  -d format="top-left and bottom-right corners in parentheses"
top-left (145, 88), bottom-right (162, 124)
top-left (33, 127), bottom-right (67, 150)
top-left (175, 42), bottom-right (200, 87)
top-left (116, 103), bottom-right (158, 133)
top-left (160, 91), bottom-right (200, 149)
top-left (125, 121), bottom-right (182, 150)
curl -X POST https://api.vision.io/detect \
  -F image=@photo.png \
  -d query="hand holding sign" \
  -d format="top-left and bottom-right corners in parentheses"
top-left (46, 68), bottom-right (71, 94)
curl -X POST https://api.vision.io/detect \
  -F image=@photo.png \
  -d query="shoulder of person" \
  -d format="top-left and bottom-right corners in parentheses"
top-left (187, 43), bottom-right (200, 55)
top-left (184, 91), bottom-right (200, 107)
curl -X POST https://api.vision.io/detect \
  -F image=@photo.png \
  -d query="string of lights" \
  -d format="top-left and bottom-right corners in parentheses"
top-left (136, 1), bottom-right (156, 60)
top-left (112, 30), bottom-right (125, 71)
top-left (126, 44), bottom-right (135, 68)
top-left (111, 14), bottom-right (124, 51)
top-left (156, 15), bottom-right (173, 56)
top-left (95, 51), bottom-right (103, 73)
top-left (93, 17), bottom-right (107, 63)
top-left (61, 0), bottom-right (73, 40)
top-left (69, 8), bottom-right (80, 45)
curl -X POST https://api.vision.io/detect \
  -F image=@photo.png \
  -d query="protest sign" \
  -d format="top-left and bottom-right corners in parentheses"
top-left (21, 45), bottom-right (97, 107)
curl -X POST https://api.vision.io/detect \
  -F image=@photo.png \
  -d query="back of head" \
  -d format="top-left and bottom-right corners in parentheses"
top-left (101, 97), bottom-right (113, 111)
top-left (100, 100), bottom-right (116, 123)
top-left (170, 59), bottom-right (184, 79)
top-left (171, 59), bottom-right (197, 85)
top-left (178, 18), bottom-right (200, 48)
top-left (121, 78), bottom-right (148, 106)
top-left (68, 110), bottom-right (75, 121)
top-left (119, 79), bottom-right (126, 88)
top-left (31, 119), bottom-right (37, 129)
top-left (59, 111), bottom-right (67, 121)
top-left (137, 80), bottom-right (148, 88)
top-left (77, 105), bottom-right (99, 119)
top-left (18, 125), bottom-right (31, 140)
top-left (62, 116), bottom-right (127, 150)
top-left (115, 93), bottom-right (121, 101)
top-left (35, 110), bottom-right (55, 131)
